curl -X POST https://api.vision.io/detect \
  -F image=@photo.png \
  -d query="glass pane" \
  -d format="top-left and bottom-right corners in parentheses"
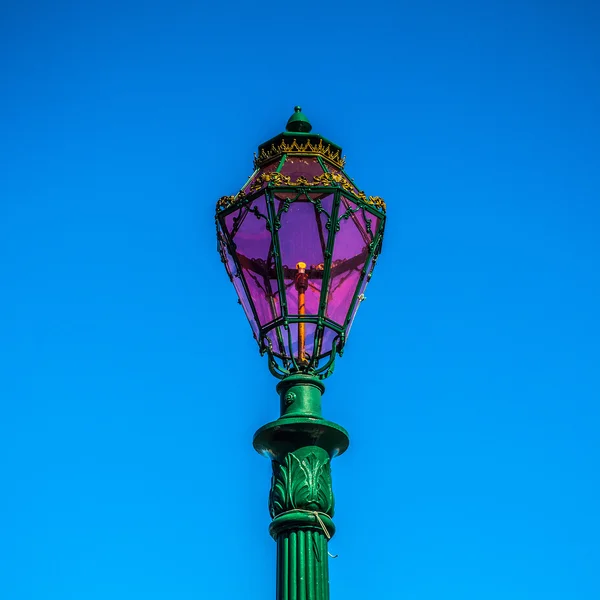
top-left (266, 326), bottom-right (288, 359)
top-left (325, 197), bottom-right (370, 325)
top-left (233, 194), bottom-right (279, 326)
top-left (276, 194), bottom-right (333, 319)
top-left (319, 325), bottom-right (341, 358)
top-left (223, 205), bottom-right (245, 239)
top-left (280, 156), bottom-right (325, 182)
top-left (243, 160), bottom-right (279, 194)
top-left (323, 162), bottom-right (360, 195)
top-left (267, 323), bottom-right (317, 365)
top-left (356, 206), bottom-right (380, 243)
top-left (217, 223), bottom-right (259, 338)
top-left (345, 254), bottom-right (375, 338)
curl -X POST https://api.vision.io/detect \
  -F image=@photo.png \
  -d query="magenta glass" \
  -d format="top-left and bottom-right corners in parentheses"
top-left (217, 225), bottom-right (259, 337)
top-left (223, 209), bottom-right (238, 239)
top-left (276, 193), bottom-right (333, 318)
top-left (243, 160), bottom-right (279, 194)
top-left (319, 325), bottom-right (340, 357)
top-left (325, 197), bottom-right (373, 325)
top-left (354, 206), bottom-right (380, 242)
top-left (267, 323), bottom-right (318, 362)
top-left (230, 194), bottom-right (280, 326)
top-left (345, 255), bottom-right (374, 338)
top-left (280, 156), bottom-right (325, 181)
top-left (323, 161), bottom-right (360, 194)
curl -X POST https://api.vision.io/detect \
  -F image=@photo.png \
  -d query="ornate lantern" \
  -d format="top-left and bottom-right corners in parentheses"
top-left (216, 107), bottom-right (386, 379)
top-left (215, 108), bottom-right (386, 600)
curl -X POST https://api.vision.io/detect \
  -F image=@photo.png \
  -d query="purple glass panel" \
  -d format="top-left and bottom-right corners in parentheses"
top-left (319, 325), bottom-right (340, 357)
top-left (323, 162), bottom-right (360, 194)
top-left (223, 205), bottom-right (245, 239)
top-left (326, 197), bottom-right (370, 325)
top-left (277, 194), bottom-right (333, 321)
top-left (243, 160), bottom-right (280, 194)
top-left (234, 277), bottom-right (259, 338)
top-left (280, 156), bottom-right (325, 182)
top-left (217, 224), bottom-right (259, 337)
top-left (273, 189), bottom-right (300, 202)
top-left (217, 224), bottom-right (236, 280)
top-left (267, 323), bottom-right (317, 363)
top-left (266, 326), bottom-right (288, 358)
top-left (233, 194), bottom-right (279, 326)
top-left (356, 207), bottom-right (380, 243)
top-left (345, 255), bottom-right (374, 339)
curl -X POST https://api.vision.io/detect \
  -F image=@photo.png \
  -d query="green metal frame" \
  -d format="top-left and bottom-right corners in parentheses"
top-left (216, 165), bottom-right (385, 379)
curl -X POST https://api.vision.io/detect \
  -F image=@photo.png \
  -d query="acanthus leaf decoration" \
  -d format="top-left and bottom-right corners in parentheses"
top-left (269, 449), bottom-right (334, 518)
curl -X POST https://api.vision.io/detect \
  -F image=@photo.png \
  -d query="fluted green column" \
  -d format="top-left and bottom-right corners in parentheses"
top-left (254, 375), bottom-right (349, 600)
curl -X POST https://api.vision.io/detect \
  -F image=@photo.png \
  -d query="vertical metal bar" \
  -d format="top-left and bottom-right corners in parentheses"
top-left (275, 534), bottom-right (283, 600)
top-left (323, 536), bottom-right (330, 600)
top-left (298, 530), bottom-right (306, 600)
top-left (298, 286), bottom-right (306, 362)
top-left (306, 530), bottom-right (315, 600)
top-left (282, 533), bottom-right (289, 600)
top-left (265, 188), bottom-right (291, 371)
top-left (290, 531), bottom-right (297, 600)
top-left (275, 154), bottom-right (287, 173)
top-left (316, 191), bottom-right (341, 323)
top-left (315, 532), bottom-right (322, 600)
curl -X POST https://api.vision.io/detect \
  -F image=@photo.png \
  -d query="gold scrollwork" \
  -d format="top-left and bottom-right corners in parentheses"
top-left (364, 196), bottom-right (387, 211)
top-left (248, 172), bottom-right (292, 193)
top-left (217, 176), bottom-right (386, 213)
top-left (254, 138), bottom-right (346, 169)
top-left (216, 190), bottom-right (247, 212)
top-left (217, 195), bottom-right (236, 211)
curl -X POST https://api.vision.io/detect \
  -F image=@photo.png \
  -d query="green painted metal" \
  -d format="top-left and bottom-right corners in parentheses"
top-left (286, 106), bottom-right (313, 133)
top-left (254, 374), bottom-right (348, 600)
top-left (215, 108), bottom-right (385, 599)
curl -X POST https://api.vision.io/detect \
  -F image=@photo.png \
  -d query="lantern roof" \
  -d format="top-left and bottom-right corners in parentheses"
top-left (286, 106), bottom-right (312, 132)
top-left (255, 107), bottom-right (345, 170)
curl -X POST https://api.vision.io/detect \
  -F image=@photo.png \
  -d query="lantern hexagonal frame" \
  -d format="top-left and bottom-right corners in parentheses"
top-left (216, 109), bottom-right (386, 379)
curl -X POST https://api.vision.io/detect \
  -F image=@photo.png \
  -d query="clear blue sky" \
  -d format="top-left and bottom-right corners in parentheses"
top-left (2, 1), bottom-right (599, 598)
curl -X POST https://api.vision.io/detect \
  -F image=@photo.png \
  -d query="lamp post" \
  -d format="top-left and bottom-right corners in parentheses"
top-left (215, 107), bottom-right (386, 599)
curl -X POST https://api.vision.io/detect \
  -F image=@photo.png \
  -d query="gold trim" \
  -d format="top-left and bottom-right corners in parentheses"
top-left (363, 196), bottom-right (386, 212)
top-left (216, 176), bottom-right (386, 213)
top-left (254, 138), bottom-right (346, 169)
top-left (217, 191), bottom-right (246, 212)
top-left (250, 172), bottom-right (292, 189)
top-left (249, 171), bottom-right (366, 197)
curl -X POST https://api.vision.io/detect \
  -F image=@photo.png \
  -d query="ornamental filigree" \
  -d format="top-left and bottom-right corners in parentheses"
top-left (254, 138), bottom-right (346, 169)
top-left (250, 171), bottom-right (353, 194)
top-left (364, 196), bottom-right (386, 212)
top-left (218, 175), bottom-right (386, 214)
top-left (249, 172), bottom-right (292, 191)
top-left (244, 172), bottom-right (386, 213)
top-left (216, 191), bottom-right (247, 212)
top-left (269, 448), bottom-right (334, 518)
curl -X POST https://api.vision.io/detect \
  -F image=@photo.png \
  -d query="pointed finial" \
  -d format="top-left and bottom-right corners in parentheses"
top-left (286, 106), bottom-right (312, 133)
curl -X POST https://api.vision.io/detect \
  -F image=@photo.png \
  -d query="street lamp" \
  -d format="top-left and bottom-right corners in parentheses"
top-left (216, 107), bottom-right (386, 599)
